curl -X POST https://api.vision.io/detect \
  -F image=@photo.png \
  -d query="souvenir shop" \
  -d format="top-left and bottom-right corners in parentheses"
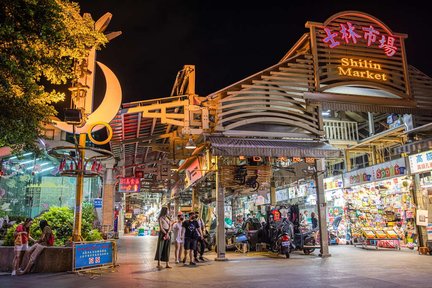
top-left (341, 158), bottom-right (416, 249)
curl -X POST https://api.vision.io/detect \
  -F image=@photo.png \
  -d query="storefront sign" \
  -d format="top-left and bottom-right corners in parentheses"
top-left (324, 175), bottom-right (343, 191)
top-left (409, 150), bottom-right (432, 174)
top-left (338, 58), bottom-right (387, 81)
top-left (323, 22), bottom-right (398, 56)
top-left (343, 158), bottom-right (407, 187)
top-left (118, 177), bottom-right (141, 193)
top-left (427, 224), bottom-right (432, 240)
top-left (416, 209), bottom-right (428, 226)
top-left (73, 241), bottom-right (113, 270)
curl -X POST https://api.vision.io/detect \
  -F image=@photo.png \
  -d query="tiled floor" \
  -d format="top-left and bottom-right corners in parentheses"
top-left (2, 235), bottom-right (432, 288)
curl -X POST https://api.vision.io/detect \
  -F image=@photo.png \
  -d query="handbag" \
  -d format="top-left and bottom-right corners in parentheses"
top-left (14, 234), bottom-right (22, 246)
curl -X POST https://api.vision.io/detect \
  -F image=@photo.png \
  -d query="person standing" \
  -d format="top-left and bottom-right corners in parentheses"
top-left (194, 212), bottom-right (206, 262)
top-left (154, 207), bottom-right (172, 269)
top-left (311, 212), bottom-right (318, 230)
top-left (182, 211), bottom-right (200, 266)
top-left (12, 218), bottom-right (34, 276)
top-left (172, 212), bottom-right (184, 264)
top-left (19, 220), bottom-right (54, 275)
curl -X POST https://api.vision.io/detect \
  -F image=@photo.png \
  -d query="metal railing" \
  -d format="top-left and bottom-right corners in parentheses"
top-left (324, 120), bottom-right (359, 142)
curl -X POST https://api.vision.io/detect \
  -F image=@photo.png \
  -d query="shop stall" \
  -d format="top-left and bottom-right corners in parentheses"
top-left (343, 158), bottom-right (415, 249)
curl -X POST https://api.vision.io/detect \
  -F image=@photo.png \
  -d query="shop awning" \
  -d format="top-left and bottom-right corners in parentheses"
top-left (208, 137), bottom-right (342, 158)
top-left (393, 138), bottom-right (432, 155)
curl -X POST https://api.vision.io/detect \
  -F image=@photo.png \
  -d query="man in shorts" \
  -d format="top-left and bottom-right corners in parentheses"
top-left (182, 212), bottom-right (200, 266)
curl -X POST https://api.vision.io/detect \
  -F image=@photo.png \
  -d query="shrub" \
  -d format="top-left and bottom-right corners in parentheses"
top-left (3, 203), bottom-right (103, 246)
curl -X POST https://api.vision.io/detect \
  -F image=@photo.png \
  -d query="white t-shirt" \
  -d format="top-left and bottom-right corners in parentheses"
top-left (172, 222), bottom-right (184, 243)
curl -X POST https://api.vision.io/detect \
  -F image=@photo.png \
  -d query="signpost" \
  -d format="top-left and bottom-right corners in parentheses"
top-left (73, 241), bottom-right (116, 271)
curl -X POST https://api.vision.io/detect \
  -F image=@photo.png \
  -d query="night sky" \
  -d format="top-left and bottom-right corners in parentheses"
top-left (77, 0), bottom-right (432, 104)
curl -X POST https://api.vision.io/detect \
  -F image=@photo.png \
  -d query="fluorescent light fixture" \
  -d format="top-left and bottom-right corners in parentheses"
top-left (185, 137), bottom-right (196, 150)
top-left (37, 166), bottom-right (55, 173)
top-left (321, 110), bottom-right (331, 116)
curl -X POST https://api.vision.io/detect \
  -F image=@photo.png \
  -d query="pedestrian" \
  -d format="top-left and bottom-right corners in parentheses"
top-left (182, 211), bottom-right (200, 266)
top-left (311, 212), bottom-right (318, 230)
top-left (19, 219), bottom-right (55, 275)
top-left (194, 211), bottom-right (206, 262)
top-left (154, 207), bottom-right (172, 269)
top-left (12, 218), bottom-right (35, 276)
top-left (172, 212), bottom-right (184, 264)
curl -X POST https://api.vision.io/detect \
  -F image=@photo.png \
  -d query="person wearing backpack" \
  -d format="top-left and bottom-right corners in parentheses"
top-left (182, 211), bottom-right (200, 266)
top-left (194, 211), bottom-right (206, 262)
top-left (18, 220), bottom-right (54, 275)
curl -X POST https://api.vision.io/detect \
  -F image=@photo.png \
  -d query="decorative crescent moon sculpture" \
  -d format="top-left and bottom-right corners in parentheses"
top-left (53, 61), bottom-right (122, 134)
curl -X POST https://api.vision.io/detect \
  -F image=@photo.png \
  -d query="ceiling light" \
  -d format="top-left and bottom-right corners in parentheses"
top-left (185, 136), bottom-right (196, 150)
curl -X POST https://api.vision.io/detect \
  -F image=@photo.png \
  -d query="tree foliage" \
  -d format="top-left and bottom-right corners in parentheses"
top-left (3, 203), bottom-right (103, 246)
top-left (0, 0), bottom-right (107, 152)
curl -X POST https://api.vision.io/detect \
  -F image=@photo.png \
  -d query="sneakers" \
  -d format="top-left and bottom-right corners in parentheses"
top-left (11, 270), bottom-right (16, 276)
top-left (175, 260), bottom-right (179, 264)
top-left (182, 258), bottom-right (186, 264)
top-left (199, 256), bottom-right (205, 261)
top-left (189, 262), bottom-right (196, 266)
top-left (194, 258), bottom-right (199, 263)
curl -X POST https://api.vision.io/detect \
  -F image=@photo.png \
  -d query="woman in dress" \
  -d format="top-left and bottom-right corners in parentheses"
top-left (154, 206), bottom-right (172, 269)
top-left (172, 212), bottom-right (184, 264)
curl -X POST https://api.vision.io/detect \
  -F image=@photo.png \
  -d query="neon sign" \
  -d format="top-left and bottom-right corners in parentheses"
top-left (118, 177), bottom-right (141, 193)
top-left (338, 58), bottom-right (387, 81)
top-left (323, 22), bottom-right (397, 57)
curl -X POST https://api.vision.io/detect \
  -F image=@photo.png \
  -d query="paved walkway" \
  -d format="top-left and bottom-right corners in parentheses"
top-left (2, 236), bottom-right (432, 288)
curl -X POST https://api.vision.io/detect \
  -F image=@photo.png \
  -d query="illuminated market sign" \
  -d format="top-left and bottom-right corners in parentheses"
top-left (118, 177), bottom-right (141, 193)
top-left (323, 22), bottom-right (398, 56)
top-left (409, 150), bottom-right (432, 174)
top-left (338, 58), bottom-right (387, 81)
top-left (343, 158), bottom-right (406, 187)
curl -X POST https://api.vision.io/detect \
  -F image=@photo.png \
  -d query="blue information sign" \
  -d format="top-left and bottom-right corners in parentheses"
top-left (74, 242), bottom-right (113, 269)
top-left (93, 198), bottom-right (103, 208)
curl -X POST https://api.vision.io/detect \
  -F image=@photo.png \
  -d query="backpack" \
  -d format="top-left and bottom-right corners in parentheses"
top-left (47, 232), bottom-right (54, 246)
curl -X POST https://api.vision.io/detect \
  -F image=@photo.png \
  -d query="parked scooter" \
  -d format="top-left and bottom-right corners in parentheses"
top-left (269, 220), bottom-right (292, 258)
top-left (289, 223), bottom-right (317, 255)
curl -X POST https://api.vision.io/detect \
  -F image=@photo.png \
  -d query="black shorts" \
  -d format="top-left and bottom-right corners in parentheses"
top-left (184, 238), bottom-right (197, 250)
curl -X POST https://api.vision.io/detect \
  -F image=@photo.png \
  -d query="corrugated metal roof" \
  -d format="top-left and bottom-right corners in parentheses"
top-left (208, 137), bottom-right (341, 158)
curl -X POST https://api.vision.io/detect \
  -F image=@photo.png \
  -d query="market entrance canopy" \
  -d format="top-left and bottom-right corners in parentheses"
top-left (208, 137), bottom-right (341, 158)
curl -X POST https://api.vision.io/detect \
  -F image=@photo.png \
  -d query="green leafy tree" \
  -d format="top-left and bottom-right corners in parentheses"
top-left (4, 204), bottom-right (102, 246)
top-left (0, 0), bottom-right (107, 152)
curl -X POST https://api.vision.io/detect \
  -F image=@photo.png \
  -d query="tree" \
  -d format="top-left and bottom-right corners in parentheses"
top-left (0, 0), bottom-right (107, 152)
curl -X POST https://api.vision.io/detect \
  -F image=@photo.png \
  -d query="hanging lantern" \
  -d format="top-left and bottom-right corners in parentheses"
top-left (91, 160), bottom-right (97, 172)
top-left (59, 158), bottom-right (66, 171)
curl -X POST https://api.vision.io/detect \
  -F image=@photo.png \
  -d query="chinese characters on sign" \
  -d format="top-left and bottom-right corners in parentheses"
top-left (323, 22), bottom-right (397, 56)
top-left (74, 242), bottom-right (113, 270)
top-left (409, 150), bottom-right (432, 174)
top-left (118, 177), bottom-right (141, 193)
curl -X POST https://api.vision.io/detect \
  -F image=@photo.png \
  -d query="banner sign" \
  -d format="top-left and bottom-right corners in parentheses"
top-left (324, 175), bottom-right (344, 191)
top-left (118, 177), bottom-right (141, 193)
top-left (185, 158), bottom-right (202, 187)
top-left (343, 158), bottom-right (407, 187)
top-left (73, 241), bottom-right (113, 270)
top-left (409, 150), bottom-right (432, 174)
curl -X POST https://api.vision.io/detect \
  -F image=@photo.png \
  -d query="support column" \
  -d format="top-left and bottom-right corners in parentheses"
top-left (192, 186), bottom-right (199, 212)
top-left (413, 174), bottom-right (427, 247)
top-left (315, 158), bottom-right (331, 258)
top-left (102, 163), bottom-right (115, 231)
top-left (215, 156), bottom-right (228, 261)
top-left (174, 197), bottom-right (180, 216)
top-left (72, 133), bottom-right (86, 241)
top-left (270, 177), bottom-right (276, 206)
top-left (368, 112), bottom-right (375, 136)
